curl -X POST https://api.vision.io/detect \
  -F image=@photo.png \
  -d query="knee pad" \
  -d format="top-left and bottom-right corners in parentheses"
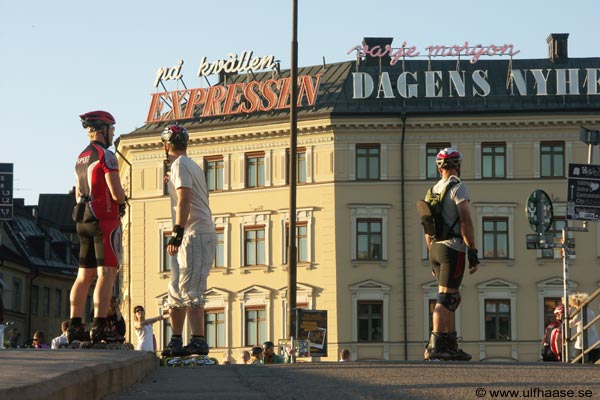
top-left (437, 292), bottom-right (461, 312)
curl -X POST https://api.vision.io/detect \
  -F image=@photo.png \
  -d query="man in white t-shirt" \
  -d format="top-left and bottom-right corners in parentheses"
top-left (160, 125), bottom-right (217, 357)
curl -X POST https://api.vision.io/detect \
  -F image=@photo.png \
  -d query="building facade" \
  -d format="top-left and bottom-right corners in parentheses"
top-left (117, 34), bottom-right (600, 362)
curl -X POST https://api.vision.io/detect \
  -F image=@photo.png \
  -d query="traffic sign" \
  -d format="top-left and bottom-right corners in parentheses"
top-left (526, 189), bottom-right (553, 233)
top-left (0, 163), bottom-right (13, 220)
top-left (567, 163), bottom-right (600, 221)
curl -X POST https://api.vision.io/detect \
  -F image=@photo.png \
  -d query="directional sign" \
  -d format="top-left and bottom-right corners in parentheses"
top-left (526, 189), bottom-right (553, 233)
top-left (0, 163), bottom-right (13, 220)
top-left (567, 163), bottom-right (600, 221)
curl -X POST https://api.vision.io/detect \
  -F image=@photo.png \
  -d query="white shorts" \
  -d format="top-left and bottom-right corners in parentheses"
top-left (167, 231), bottom-right (216, 308)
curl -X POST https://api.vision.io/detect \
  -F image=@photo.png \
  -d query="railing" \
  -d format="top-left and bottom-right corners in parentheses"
top-left (567, 287), bottom-right (600, 363)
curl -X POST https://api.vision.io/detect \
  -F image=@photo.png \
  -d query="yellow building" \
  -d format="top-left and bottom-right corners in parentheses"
top-left (117, 35), bottom-right (600, 362)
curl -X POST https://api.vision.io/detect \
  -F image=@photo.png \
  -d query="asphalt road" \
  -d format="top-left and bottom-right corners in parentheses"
top-left (106, 361), bottom-right (600, 400)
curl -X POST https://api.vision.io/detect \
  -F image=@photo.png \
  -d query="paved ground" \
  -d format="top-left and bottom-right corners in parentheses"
top-left (2, 349), bottom-right (600, 400)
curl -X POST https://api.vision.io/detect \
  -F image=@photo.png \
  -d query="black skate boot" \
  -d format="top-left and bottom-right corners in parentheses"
top-left (183, 336), bottom-right (210, 356)
top-left (89, 324), bottom-right (122, 344)
top-left (162, 336), bottom-right (187, 357)
top-left (446, 331), bottom-right (472, 361)
top-left (424, 332), bottom-right (458, 361)
top-left (66, 324), bottom-right (88, 344)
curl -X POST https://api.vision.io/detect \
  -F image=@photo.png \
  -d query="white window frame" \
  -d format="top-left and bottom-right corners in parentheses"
top-left (212, 213), bottom-right (231, 273)
top-left (238, 285), bottom-right (272, 347)
top-left (204, 287), bottom-right (232, 349)
top-left (280, 207), bottom-right (315, 267)
top-left (350, 280), bottom-right (390, 360)
top-left (477, 278), bottom-right (518, 360)
top-left (158, 220), bottom-right (174, 274)
top-left (473, 203), bottom-right (517, 262)
top-left (238, 211), bottom-right (272, 270)
top-left (279, 282), bottom-right (316, 339)
top-left (349, 204), bottom-right (391, 263)
top-left (475, 142), bottom-right (513, 179)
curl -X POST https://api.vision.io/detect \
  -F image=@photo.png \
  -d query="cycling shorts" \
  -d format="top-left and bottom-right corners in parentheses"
top-left (77, 219), bottom-right (122, 268)
top-left (429, 241), bottom-right (465, 289)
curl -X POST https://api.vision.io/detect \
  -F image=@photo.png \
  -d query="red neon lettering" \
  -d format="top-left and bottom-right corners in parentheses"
top-left (297, 74), bottom-right (321, 106)
top-left (146, 93), bottom-right (165, 123)
top-left (183, 88), bottom-right (207, 119)
top-left (261, 79), bottom-right (280, 111)
top-left (276, 78), bottom-right (291, 110)
top-left (201, 86), bottom-right (227, 117)
top-left (222, 83), bottom-right (244, 115)
top-left (238, 81), bottom-right (261, 113)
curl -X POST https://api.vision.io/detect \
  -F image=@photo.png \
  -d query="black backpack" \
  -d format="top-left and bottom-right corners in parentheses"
top-left (416, 180), bottom-right (460, 241)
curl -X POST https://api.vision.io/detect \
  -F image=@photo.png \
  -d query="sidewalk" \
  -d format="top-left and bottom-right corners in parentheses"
top-left (0, 349), bottom-right (157, 400)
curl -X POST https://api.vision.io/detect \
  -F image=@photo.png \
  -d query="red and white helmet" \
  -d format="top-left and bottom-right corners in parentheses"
top-left (436, 147), bottom-right (462, 169)
top-left (79, 110), bottom-right (116, 129)
top-left (554, 305), bottom-right (565, 314)
top-left (161, 125), bottom-right (189, 144)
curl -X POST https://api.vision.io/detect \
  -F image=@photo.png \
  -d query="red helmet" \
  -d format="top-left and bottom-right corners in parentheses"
top-left (161, 125), bottom-right (189, 144)
top-left (436, 147), bottom-right (462, 169)
top-left (80, 110), bottom-right (116, 129)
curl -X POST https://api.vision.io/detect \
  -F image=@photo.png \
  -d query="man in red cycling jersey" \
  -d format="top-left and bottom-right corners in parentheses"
top-left (67, 110), bottom-right (128, 345)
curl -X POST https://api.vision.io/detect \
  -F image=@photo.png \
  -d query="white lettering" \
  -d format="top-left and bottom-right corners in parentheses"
top-left (472, 70), bottom-right (490, 97)
top-left (377, 72), bottom-right (395, 98)
top-left (397, 72), bottom-right (418, 98)
top-left (586, 68), bottom-right (600, 95)
top-left (196, 52), bottom-right (277, 77)
top-left (352, 72), bottom-right (374, 99)
top-left (425, 71), bottom-right (443, 98)
top-left (530, 69), bottom-right (551, 96)
top-left (556, 69), bottom-right (580, 95)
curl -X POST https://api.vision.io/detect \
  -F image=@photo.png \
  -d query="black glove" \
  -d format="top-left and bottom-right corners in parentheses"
top-left (118, 197), bottom-right (128, 218)
top-left (168, 225), bottom-right (184, 247)
top-left (467, 248), bottom-right (480, 267)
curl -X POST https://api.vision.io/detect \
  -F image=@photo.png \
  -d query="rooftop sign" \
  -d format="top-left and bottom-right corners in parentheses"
top-left (347, 40), bottom-right (521, 65)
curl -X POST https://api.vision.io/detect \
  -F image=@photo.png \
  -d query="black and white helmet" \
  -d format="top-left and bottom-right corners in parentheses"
top-left (161, 125), bottom-right (189, 144)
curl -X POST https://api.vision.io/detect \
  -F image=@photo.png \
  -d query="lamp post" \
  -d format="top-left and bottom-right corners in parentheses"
top-left (287, 0), bottom-right (298, 343)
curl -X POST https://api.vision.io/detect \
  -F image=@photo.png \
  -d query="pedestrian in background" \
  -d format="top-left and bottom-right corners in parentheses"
top-left (51, 320), bottom-right (70, 349)
top-left (133, 305), bottom-right (168, 351)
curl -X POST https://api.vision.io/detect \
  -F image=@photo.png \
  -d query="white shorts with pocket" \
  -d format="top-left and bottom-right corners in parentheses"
top-left (167, 231), bottom-right (216, 308)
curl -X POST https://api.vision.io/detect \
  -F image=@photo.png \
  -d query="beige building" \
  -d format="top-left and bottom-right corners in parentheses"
top-left (116, 35), bottom-right (600, 362)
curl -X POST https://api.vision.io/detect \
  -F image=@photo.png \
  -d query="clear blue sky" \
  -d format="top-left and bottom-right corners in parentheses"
top-left (0, 0), bottom-right (597, 205)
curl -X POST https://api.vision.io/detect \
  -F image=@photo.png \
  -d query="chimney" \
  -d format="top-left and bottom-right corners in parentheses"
top-left (362, 37), bottom-right (394, 67)
top-left (547, 33), bottom-right (569, 63)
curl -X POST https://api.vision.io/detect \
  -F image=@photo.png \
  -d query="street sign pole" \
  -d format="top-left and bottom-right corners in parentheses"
top-left (561, 226), bottom-right (570, 363)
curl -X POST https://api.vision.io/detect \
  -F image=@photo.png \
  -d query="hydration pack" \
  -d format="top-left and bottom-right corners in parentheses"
top-left (416, 180), bottom-right (460, 241)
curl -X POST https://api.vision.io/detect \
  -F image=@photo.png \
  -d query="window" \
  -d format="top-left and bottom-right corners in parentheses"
top-left (482, 143), bottom-right (506, 179)
top-left (284, 222), bottom-right (308, 264)
top-left (32, 285), bottom-right (39, 315)
top-left (358, 301), bottom-right (383, 342)
top-left (286, 148), bottom-right (307, 184)
top-left (350, 205), bottom-right (390, 262)
top-left (541, 218), bottom-right (566, 259)
top-left (162, 231), bottom-right (175, 272)
top-left (215, 228), bottom-right (224, 268)
top-left (483, 217), bottom-right (509, 259)
top-left (426, 143), bottom-right (451, 179)
top-left (485, 299), bottom-right (511, 341)
top-left (356, 219), bottom-right (382, 260)
top-left (12, 278), bottom-right (22, 312)
top-left (244, 226), bottom-right (265, 266)
top-left (540, 142), bottom-right (564, 178)
top-left (356, 144), bottom-right (380, 180)
top-left (55, 289), bottom-right (62, 317)
top-left (43, 287), bottom-right (50, 316)
top-left (428, 299), bottom-right (437, 334)
top-left (245, 307), bottom-right (266, 346)
top-left (205, 156), bottom-right (224, 191)
top-left (543, 297), bottom-right (561, 327)
top-left (205, 309), bottom-right (225, 349)
top-left (246, 152), bottom-right (265, 188)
